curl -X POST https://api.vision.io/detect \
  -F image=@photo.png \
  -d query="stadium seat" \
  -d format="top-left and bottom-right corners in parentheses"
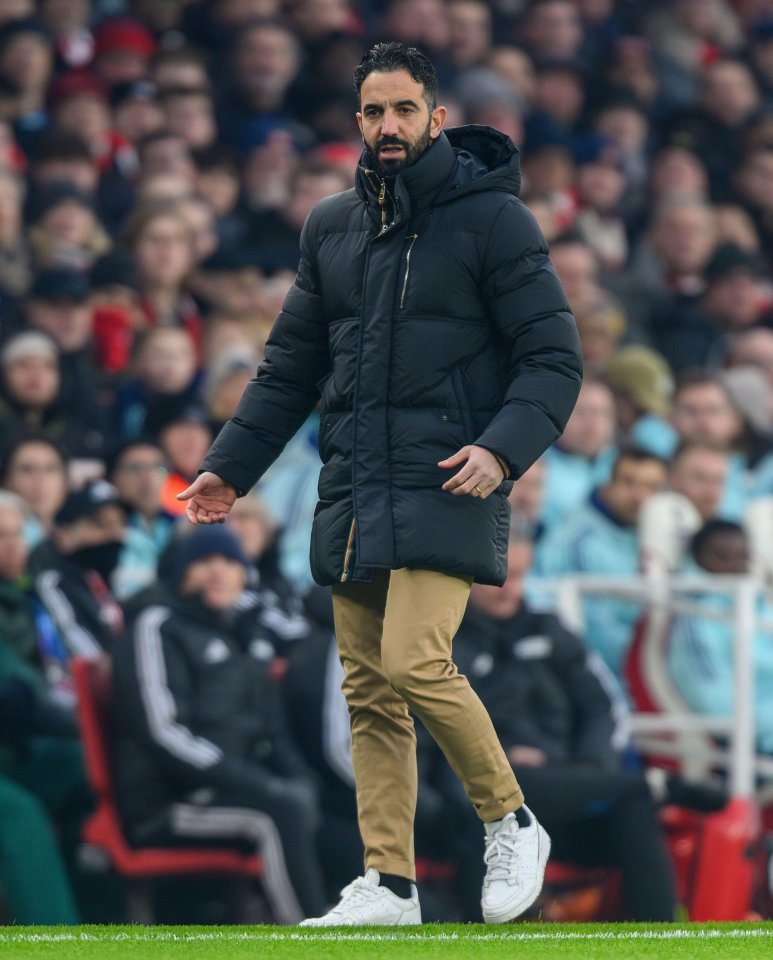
top-left (71, 657), bottom-right (262, 923)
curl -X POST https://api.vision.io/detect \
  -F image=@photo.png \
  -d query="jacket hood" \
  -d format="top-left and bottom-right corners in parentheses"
top-left (442, 124), bottom-right (521, 200)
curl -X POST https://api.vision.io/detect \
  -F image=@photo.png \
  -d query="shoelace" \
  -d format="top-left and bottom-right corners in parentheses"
top-left (328, 877), bottom-right (382, 915)
top-left (483, 829), bottom-right (522, 883)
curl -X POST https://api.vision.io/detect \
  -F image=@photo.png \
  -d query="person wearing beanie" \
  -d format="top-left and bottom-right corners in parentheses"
top-left (28, 479), bottom-right (128, 658)
top-left (111, 524), bottom-right (328, 924)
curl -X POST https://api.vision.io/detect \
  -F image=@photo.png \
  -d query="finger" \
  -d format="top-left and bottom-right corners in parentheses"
top-left (438, 446), bottom-right (471, 469)
top-left (177, 476), bottom-right (205, 501)
top-left (442, 465), bottom-right (475, 491)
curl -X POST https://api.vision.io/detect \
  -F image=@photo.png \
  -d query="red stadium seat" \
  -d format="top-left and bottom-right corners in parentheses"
top-left (72, 657), bottom-right (262, 922)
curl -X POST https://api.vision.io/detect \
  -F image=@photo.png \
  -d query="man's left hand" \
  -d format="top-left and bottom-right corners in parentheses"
top-left (439, 445), bottom-right (505, 499)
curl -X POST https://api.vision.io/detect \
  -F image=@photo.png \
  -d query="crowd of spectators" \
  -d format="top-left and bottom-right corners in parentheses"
top-left (1, 0), bottom-right (773, 926)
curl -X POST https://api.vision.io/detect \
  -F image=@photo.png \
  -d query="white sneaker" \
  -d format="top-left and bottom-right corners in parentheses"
top-left (481, 806), bottom-right (551, 923)
top-left (299, 868), bottom-right (421, 926)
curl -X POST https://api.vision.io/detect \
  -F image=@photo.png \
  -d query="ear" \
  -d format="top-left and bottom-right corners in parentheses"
top-left (356, 112), bottom-right (364, 138)
top-left (430, 105), bottom-right (447, 140)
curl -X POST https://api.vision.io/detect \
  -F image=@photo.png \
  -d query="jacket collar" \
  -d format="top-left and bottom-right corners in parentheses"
top-left (356, 131), bottom-right (456, 219)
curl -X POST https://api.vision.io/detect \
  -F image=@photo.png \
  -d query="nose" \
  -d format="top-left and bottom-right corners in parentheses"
top-left (381, 108), bottom-right (399, 136)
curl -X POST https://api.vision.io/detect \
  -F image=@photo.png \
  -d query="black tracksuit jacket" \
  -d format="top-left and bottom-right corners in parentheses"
top-left (202, 125), bottom-right (582, 586)
top-left (112, 588), bottom-right (308, 829)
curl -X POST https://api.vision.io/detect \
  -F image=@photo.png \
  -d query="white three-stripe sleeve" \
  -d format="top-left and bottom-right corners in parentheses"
top-left (35, 570), bottom-right (104, 658)
top-left (134, 605), bottom-right (223, 769)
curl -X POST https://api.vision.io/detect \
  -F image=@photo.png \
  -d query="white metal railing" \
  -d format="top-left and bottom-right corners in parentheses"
top-left (533, 573), bottom-right (773, 799)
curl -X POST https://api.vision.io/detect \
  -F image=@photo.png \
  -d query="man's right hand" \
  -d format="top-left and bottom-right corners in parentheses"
top-left (177, 471), bottom-right (238, 524)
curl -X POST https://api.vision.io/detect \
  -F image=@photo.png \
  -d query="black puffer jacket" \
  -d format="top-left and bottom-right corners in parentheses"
top-left (203, 126), bottom-right (582, 585)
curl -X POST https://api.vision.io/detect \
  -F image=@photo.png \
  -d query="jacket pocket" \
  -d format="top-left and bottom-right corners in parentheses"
top-left (451, 365), bottom-right (476, 444)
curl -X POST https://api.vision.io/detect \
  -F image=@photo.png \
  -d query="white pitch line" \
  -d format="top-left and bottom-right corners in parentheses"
top-left (1, 928), bottom-right (772, 944)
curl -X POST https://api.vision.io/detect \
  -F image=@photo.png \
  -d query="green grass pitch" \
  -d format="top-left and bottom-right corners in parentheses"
top-left (1, 924), bottom-right (772, 960)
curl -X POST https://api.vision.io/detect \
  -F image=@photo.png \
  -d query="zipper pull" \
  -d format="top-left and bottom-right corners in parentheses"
top-left (378, 180), bottom-right (387, 230)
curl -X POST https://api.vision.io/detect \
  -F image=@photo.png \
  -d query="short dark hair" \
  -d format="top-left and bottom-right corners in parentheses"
top-left (611, 445), bottom-right (667, 479)
top-left (690, 518), bottom-right (746, 563)
top-left (353, 41), bottom-right (438, 111)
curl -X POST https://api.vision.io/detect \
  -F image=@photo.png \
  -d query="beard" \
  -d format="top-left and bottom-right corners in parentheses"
top-left (367, 120), bottom-right (433, 175)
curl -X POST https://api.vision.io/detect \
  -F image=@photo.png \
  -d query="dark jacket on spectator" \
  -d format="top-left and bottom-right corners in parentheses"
top-left (203, 126), bottom-right (582, 586)
top-left (454, 602), bottom-right (622, 770)
top-left (112, 586), bottom-right (308, 830)
top-left (28, 539), bottom-right (123, 657)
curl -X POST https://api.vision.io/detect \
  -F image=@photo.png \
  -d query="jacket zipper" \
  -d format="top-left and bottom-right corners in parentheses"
top-left (340, 519), bottom-right (356, 582)
top-left (399, 234), bottom-right (419, 309)
top-left (378, 179), bottom-right (388, 232)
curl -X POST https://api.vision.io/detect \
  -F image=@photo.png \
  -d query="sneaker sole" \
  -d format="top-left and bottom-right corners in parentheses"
top-left (299, 907), bottom-right (422, 927)
top-left (482, 825), bottom-right (551, 924)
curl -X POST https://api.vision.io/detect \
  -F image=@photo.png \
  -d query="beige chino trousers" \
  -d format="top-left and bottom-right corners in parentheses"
top-left (332, 567), bottom-right (524, 881)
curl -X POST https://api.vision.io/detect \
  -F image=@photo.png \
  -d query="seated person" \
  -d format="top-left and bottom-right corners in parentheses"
top-left (107, 440), bottom-right (176, 601)
top-left (668, 520), bottom-right (773, 756)
top-left (29, 481), bottom-right (128, 658)
top-left (111, 526), bottom-right (327, 924)
top-left (451, 527), bottom-right (726, 922)
top-left (536, 446), bottom-right (668, 679)
top-left (0, 490), bottom-right (90, 924)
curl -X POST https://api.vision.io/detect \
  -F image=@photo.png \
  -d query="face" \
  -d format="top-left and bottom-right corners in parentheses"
top-left (357, 69), bottom-right (446, 175)
top-left (4, 441), bottom-right (67, 525)
top-left (549, 242), bottom-right (597, 310)
top-left (3, 353), bottom-right (59, 407)
top-left (165, 94), bottom-right (217, 150)
top-left (507, 459), bottom-right (544, 523)
top-left (95, 50), bottom-right (150, 85)
top-left (448, 0), bottom-right (492, 68)
top-left (135, 214), bottom-right (194, 287)
top-left (702, 62), bottom-right (759, 127)
top-left (595, 106), bottom-right (648, 155)
top-left (651, 205), bottom-right (717, 274)
top-left (535, 69), bottom-right (584, 125)
top-left (61, 503), bottom-right (127, 553)
top-left (235, 25), bottom-right (300, 97)
top-left (55, 94), bottom-right (110, 144)
top-left (523, 0), bottom-right (583, 59)
top-left (604, 457), bottom-right (667, 525)
top-left (729, 330), bottom-right (773, 387)
top-left (209, 368), bottom-right (253, 422)
top-left (181, 553), bottom-right (246, 609)
top-left (470, 542), bottom-right (531, 620)
top-left (112, 444), bottom-right (168, 517)
top-left (559, 381), bottom-right (615, 457)
top-left (704, 271), bottom-right (761, 329)
top-left (672, 383), bottom-right (742, 444)
top-left (228, 499), bottom-right (273, 560)
top-left (1, 33), bottom-right (52, 90)
top-left (161, 421), bottom-right (213, 478)
top-left (650, 148), bottom-right (708, 200)
top-left (115, 96), bottom-right (165, 142)
top-left (669, 448), bottom-right (728, 520)
top-left (40, 199), bottom-right (95, 246)
top-left (137, 329), bottom-right (197, 393)
top-left (576, 162), bottom-right (625, 213)
top-left (736, 150), bottom-right (773, 212)
top-left (0, 505), bottom-right (27, 581)
top-left (695, 530), bottom-right (749, 575)
top-left (27, 299), bottom-right (93, 352)
top-left (285, 171), bottom-right (349, 231)
top-left (176, 199), bottom-right (218, 263)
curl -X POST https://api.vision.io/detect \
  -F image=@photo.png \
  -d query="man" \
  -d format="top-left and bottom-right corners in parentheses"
top-left (112, 526), bottom-right (326, 924)
top-left (537, 447), bottom-right (668, 678)
top-left (453, 529), bottom-right (725, 921)
top-left (107, 440), bottom-right (175, 600)
top-left (668, 441), bottom-right (730, 522)
top-left (0, 491), bottom-right (83, 924)
top-left (668, 520), bottom-right (773, 756)
top-left (29, 479), bottom-right (127, 657)
top-left (179, 42), bottom-right (582, 925)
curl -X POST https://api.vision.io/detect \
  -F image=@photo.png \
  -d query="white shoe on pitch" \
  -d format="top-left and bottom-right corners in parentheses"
top-left (299, 868), bottom-right (421, 926)
top-left (481, 805), bottom-right (551, 923)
